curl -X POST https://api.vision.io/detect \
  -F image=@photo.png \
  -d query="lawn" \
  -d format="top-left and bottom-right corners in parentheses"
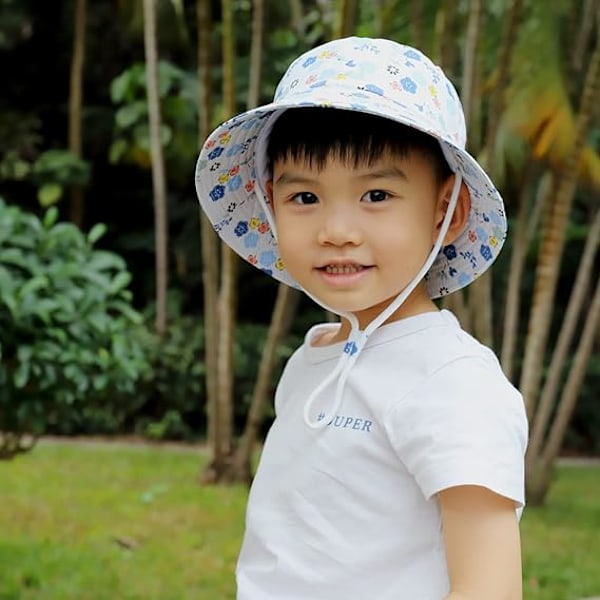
top-left (1, 440), bottom-right (599, 599)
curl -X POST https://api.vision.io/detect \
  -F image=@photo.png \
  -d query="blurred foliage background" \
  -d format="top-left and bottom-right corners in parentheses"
top-left (0, 0), bottom-right (598, 492)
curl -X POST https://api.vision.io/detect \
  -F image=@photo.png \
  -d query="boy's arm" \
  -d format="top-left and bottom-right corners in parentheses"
top-left (439, 485), bottom-right (523, 600)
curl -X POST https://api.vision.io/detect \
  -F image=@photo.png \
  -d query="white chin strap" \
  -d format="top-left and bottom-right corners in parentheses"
top-left (303, 173), bottom-right (463, 429)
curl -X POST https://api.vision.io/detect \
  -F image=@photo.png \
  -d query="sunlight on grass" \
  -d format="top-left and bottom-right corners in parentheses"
top-left (1, 441), bottom-right (599, 599)
top-left (521, 466), bottom-right (600, 600)
top-left (0, 441), bottom-right (246, 599)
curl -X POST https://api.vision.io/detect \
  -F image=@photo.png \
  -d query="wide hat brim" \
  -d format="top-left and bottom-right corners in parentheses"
top-left (196, 36), bottom-right (507, 298)
top-left (195, 98), bottom-right (506, 299)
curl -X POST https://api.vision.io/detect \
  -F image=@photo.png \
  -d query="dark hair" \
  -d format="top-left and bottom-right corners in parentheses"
top-left (267, 107), bottom-right (452, 184)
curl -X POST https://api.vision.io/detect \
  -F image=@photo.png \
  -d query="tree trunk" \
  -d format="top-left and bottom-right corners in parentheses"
top-left (217, 245), bottom-right (236, 458)
top-left (214, 0), bottom-right (238, 474)
top-left (527, 275), bottom-right (600, 505)
top-left (461, 0), bottom-right (491, 345)
top-left (288, 0), bottom-right (305, 40)
top-left (410, 0), bottom-right (425, 52)
top-left (540, 276), bottom-right (600, 469)
top-left (500, 170), bottom-right (549, 378)
top-left (335, 0), bottom-right (359, 38)
top-left (196, 0), bottom-right (220, 469)
top-left (229, 285), bottom-right (301, 484)
top-left (247, 0), bottom-right (265, 110)
top-left (461, 0), bottom-right (483, 150)
top-left (372, 0), bottom-right (397, 38)
top-left (520, 29), bottom-right (600, 419)
top-left (571, 0), bottom-right (597, 74)
top-left (433, 2), bottom-right (457, 74)
top-left (221, 0), bottom-right (300, 486)
top-left (143, 0), bottom-right (169, 336)
top-left (526, 209), bottom-right (600, 480)
top-left (469, 273), bottom-right (493, 347)
top-left (68, 0), bottom-right (86, 227)
top-left (483, 0), bottom-right (523, 160)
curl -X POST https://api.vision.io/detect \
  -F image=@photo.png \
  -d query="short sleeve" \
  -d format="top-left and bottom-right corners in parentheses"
top-left (384, 354), bottom-right (528, 507)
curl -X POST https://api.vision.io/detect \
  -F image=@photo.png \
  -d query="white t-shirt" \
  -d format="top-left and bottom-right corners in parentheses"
top-left (236, 310), bottom-right (528, 600)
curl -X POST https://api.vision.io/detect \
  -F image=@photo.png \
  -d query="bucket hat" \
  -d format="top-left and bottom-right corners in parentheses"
top-left (195, 36), bottom-right (507, 299)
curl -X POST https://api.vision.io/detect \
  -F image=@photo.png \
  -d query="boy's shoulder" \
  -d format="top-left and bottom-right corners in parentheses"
top-left (292, 310), bottom-right (509, 394)
top-left (366, 309), bottom-right (496, 366)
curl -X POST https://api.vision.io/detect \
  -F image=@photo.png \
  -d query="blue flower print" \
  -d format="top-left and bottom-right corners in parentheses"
top-left (234, 221), bottom-right (249, 237)
top-left (400, 77), bottom-right (417, 93)
top-left (458, 273), bottom-right (471, 287)
top-left (449, 267), bottom-right (457, 277)
top-left (208, 147), bottom-right (224, 160)
top-left (443, 244), bottom-right (457, 260)
top-left (344, 341), bottom-right (359, 356)
top-left (213, 216), bottom-right (232, 233)
top-left (303, 56), bottom-right (317, 68)
top-left (460, 250), bottom-right (477, 269)
top-left (259, 251), bottom-right (276, 267)
top-left (357, 42), bottom-right (380, 54)
top-left (226, 144), bottom-right (244, 157)
top-left (244, 232), bottom-right (259, 249)
top-left (364, 83), bottom-right (384, 96)
top-left (404, 49), bottom-right (422, 61)
top-left (480, 244), bottom-right (493, 261)
top-left (209, 185), bottom-right (226, 202)
top-left (490, 211), bottom-right (502, 225)
top-left (345, 60), bottom-right (356, 68)
top-left (310, 80), bottom-right (326, 89)
top-left (227, 174), bottom-right (242, 191)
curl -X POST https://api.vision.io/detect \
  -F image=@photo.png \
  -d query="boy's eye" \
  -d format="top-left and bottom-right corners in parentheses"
top-left (291, 192), bottom-right (318, 205)
top-left (362, 190), bottom-right (389, 203)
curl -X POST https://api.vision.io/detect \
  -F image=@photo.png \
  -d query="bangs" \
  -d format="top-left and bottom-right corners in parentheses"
top-left (267, 107), bottom-right (452, 182)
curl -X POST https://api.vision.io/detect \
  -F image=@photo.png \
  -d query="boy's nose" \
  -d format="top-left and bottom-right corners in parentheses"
top-left (317, 208), bottom-right (362, 246)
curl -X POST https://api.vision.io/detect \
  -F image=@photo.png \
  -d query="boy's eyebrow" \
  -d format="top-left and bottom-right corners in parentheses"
top-left (274, 172), bottom-right (318, 185)
top-left (275, 166), bottom-right (409, 185)
top-left (354, 165), bottom-right (408, 181)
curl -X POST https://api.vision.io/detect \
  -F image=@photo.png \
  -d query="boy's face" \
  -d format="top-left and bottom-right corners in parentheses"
top-left (268, 150), bottom-right (449, 328)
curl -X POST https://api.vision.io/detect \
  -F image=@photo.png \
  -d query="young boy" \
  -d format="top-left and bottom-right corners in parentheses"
top-left (195, 37), bottom-right (528, 600)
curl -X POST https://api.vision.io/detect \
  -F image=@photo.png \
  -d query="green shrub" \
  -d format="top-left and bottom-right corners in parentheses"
top-left (0, 198), bottom-right (149, 457)
top-left (135, 311), bottom-right (207, 441)
top-left (130, 314), bottom-right (298, 442)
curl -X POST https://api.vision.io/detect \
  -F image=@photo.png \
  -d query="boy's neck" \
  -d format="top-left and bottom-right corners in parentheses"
top-left (313, 286), bottom-right (439, 347)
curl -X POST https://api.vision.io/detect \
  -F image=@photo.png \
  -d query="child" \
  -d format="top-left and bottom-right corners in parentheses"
top-left (195, 37), bottom-right (528, 600)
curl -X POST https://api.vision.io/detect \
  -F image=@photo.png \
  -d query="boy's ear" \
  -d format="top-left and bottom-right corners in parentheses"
top-left (435, 176), bottom-right (471, 245)
top-left (265, 180), bottom-right (274, 207)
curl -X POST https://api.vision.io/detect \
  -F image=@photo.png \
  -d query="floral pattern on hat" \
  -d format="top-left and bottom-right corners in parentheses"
top-left (195, 36), bottom-right (507, 298)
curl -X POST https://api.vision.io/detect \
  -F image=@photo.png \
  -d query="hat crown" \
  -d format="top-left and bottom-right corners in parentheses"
top-left (195, 36), bottom-right (506, 300)
top-left (273, 37), bottom-right (466, 150)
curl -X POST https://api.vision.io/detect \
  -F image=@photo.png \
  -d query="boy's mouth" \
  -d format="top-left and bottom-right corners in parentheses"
top-left (321, 264), bottom-right (365, 274)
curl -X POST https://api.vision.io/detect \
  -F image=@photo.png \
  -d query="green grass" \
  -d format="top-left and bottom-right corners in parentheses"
top-left (0, 440), bottom-right (246, 599)
top-left (1, 441), bottom-right (599, 599)
top-left (521, 465), bottom-right (600, 600)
